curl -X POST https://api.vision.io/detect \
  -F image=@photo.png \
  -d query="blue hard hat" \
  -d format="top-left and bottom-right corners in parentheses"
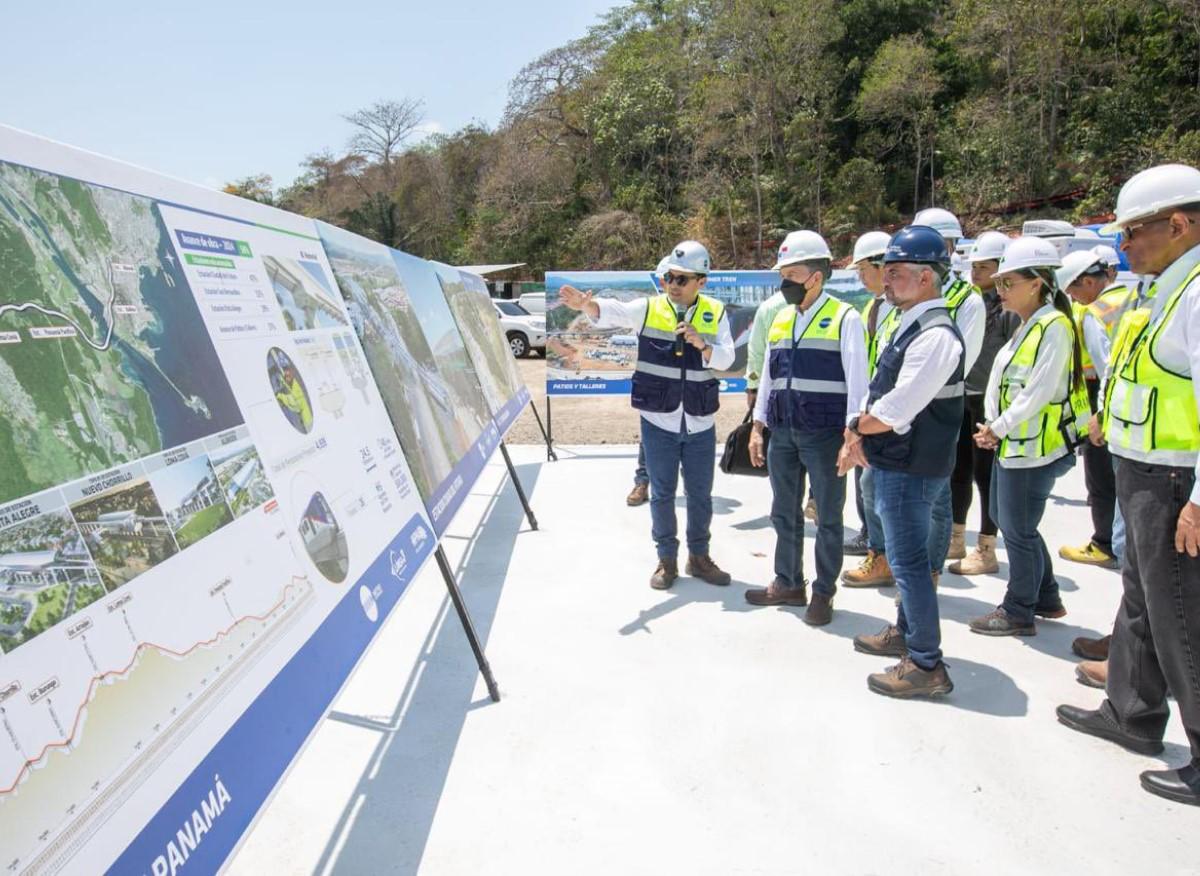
top-left (883, 225), bottom-right (951, 267)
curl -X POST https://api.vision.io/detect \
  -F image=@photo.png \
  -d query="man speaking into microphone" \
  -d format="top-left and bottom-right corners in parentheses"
top-left (559, 241), bottom-right (736, 590)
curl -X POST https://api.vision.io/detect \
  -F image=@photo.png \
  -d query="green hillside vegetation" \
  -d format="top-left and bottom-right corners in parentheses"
top-left (226, 0), bottom-right (1200, 269)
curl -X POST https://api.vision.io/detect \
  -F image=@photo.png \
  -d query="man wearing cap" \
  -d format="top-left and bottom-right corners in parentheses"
top-left (1057, 164), bottom-right (1200, 806)
top-left (744, 230), bottom-right (868, 626)
top-left (1056, 250), bottom-right (1134, 570)
top-left (843, 230), bottom-right (893, 561)
top-left (912, 208), bottom-right (985, 571)
top-left (841, 225), bottom-right (965, 698)
top-left (560, 241), bottom-right (736, 591)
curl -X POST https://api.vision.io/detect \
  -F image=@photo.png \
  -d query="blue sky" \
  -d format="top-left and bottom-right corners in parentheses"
top-left (2, 1), bottom-right (615, 190)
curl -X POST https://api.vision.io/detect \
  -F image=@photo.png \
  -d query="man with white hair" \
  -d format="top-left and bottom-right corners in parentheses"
top-left (912, 208), bottom-right (986, 569)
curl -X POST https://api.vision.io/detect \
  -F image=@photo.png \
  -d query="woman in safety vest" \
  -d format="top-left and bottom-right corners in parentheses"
top-left (968, 236), bottom-right (1090, 636)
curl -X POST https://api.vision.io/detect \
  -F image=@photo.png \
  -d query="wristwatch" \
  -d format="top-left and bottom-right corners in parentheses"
top-left (848, 415), bottom-right (863, 437)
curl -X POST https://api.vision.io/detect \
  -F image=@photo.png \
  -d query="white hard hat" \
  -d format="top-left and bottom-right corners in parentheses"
top-left (1102, 163), bottom-right (1200, 233)
top-left (1022, 219), bottom-right (1076, 239)
top-left (993, 235), bottom-right (1063, 277)
top-left (1056, 249), bottom-right (1105, 290)
top-left (913, 207), bottom-right (963, 240)
top-left (653, 255), bottom-right (671, 277)
top-left (1092, 244), bottom-right (1121, 268)
top-left (662, 240), bottom-right (712, 275)
top-left (967, 230), bottom-right (1010, 263)
top-left (772, 229), bottom-right (832, 270)
top-left (850, 230), bottom-right (891, 265)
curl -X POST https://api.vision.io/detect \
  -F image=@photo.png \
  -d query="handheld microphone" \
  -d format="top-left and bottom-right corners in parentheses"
top-left (675, 306), bottom-right (687, 357)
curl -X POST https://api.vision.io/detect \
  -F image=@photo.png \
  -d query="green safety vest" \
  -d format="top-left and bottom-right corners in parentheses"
top-left (944, 279), bottom-right (978, 317)
top-left (765, 296), bottom-right (855, 430)
top-left (997, 310), bottom-right (1090, 462)
top-left (867, 305), bottom-right (901, 379)
top-left (1106, 266), bottom-right (1200, 466)
top-left (1072, 285), bottom-right (1133, 380)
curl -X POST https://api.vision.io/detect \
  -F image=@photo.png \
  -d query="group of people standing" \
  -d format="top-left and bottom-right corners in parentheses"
top-left (558, 162), bottom-right (1200, 806)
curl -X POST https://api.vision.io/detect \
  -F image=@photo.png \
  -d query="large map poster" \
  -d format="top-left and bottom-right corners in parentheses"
top-left (0, 127), bottom-right (436, 875)
top-left (437, 263), bottom-right (531, 437)
top-left (544, 269), bottom-right (868, 395)
top-left (317, 225), bottom-right (500, 536)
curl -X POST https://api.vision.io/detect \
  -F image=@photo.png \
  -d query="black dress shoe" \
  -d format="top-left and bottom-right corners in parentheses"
top-left (1055, 704), bottom-right (1164, 756)
top-left (1140, 764), bottom-right (1200, 806)
top-left (844, 530), bottom-right (869, 556)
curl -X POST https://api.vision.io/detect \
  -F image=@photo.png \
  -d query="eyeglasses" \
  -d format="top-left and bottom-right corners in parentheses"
top-left (994, 275), bottom-right (1037, 292)
top-left (1123, 216), bottom-right (1172, 241)
top-left (662, 272), bottom-right (699, 287)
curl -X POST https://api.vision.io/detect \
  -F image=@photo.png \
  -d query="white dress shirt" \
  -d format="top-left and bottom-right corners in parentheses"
top-left (984, 303), bottom-right (1073, 468)
top-left (752, 290), bottom-right (868, 427)
top-left (594, 294), bottom-right (736, 435)
top-left (867, 298), bottom-right (965, 434)
top-left (1081, 310), bottom-right (1110, 382)
top-left (952, 288), bottom-right (986, 374)
top-left (1114, 242), bottom-right (1200, 502)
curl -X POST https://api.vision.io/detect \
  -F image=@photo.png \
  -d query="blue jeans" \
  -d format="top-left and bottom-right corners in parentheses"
top-left (861, 466), bottom-right (949, 570)
top-left (767, 426), bottom-right (845, 596)
top-left (634, 442), bottom-right (648, 486)
top-left (873, 468), bottom-right (947, 670)
top-left (990, 454), bottom-right (1075, 623)
top-left (929, 479), bottom-right (952, 573)
top-left (860, 467), bottom-right (885, 552)
top-left (640, 419), bottom-right (716, 559)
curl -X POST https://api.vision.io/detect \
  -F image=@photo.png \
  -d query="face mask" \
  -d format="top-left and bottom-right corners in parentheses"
top-left (780, 277), bottom-right (808, 305)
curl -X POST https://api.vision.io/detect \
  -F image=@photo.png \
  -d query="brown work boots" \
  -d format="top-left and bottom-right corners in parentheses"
top-left (854, 624), bottom-right (907, 657)
top-left (949, 534), bottom-right (999, 575)
top-left (867, 656), bottom-right (954, 699)
top-left (841, 549), bottom-right (894, 587)
top-left (650, 554), bottom-right (732, 589)
top-left (627, 483), bottom-right (649, 506)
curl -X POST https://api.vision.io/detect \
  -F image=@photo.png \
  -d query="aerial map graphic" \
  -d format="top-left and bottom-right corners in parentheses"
top-left (0, 160), bottom-right (244, 505)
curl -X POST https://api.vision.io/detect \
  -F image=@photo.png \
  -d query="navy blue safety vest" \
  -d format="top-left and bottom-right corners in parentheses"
top-left (630, 293), bottom-right (725, 416)
top-left (765, 296), bottom-right (855, 431)
top-left (862, 306), bottom-right (965, 478)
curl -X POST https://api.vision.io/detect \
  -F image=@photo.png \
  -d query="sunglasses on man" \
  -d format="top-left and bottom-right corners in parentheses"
top-left (662, 272), bottom-right (700, 287)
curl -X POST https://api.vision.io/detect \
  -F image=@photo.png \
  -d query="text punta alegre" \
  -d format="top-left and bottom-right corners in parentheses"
top-left (148, 774), bottom-right (232, 875)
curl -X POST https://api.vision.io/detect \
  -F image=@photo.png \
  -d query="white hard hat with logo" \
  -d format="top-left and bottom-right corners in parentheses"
top-left (850, 230), bottom-right (891, 265)
top-left (913, 207), bottom-right (964, 240)
top-left (1092, 244), bottom-right (1121, 268)
top-left (1056, 249), bottom-right (1105, 290)
top-left (993, 236), bottom-right (1063, 277)
top-left (1022, 219), bottom-right (1076, 240)
top-left (967, 230), bottom-right (1010, 263)
top-left (1101, 163), bottom-right (1200, 233)
top-left (772, 229), bottom-right (832, 270)
top-left (662, 240), bottom-right (712, 275)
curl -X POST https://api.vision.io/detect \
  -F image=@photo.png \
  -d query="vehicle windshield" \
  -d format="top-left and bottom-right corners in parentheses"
top-left (495, 301), bottom-right (531, 316)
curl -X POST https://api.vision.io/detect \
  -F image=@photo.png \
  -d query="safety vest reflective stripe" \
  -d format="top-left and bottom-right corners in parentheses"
top-left (768, 336), bottom-right (841, 353)
top-left (1107, 267), bottom-right (1200, 465)
top-left (867, 307), bottom-right (901, 377)
top-left (640, 326), bottom-right (678, 342)
top-left (1071, 301), bottom-right (1098, 380)
top-left (768, 377), bottom-right (848, 394)
top-left (944, 279), bottom-right (977, 317)
top-left (1087, 286), bottom-right (1132, 336)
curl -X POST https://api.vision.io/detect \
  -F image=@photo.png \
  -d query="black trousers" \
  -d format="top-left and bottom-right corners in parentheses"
top-left (853, 466), bottom-right (866, 533)
top-left (1081, 380), bottom-right (1116, 552)
top-left (950, 394), bottom-right (998, 536)
top-left (1103, 459), bottom-right (1200, 763)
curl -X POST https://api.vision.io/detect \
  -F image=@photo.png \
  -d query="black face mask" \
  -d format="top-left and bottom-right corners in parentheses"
top-left (781, 278), bottom-right (808, 305)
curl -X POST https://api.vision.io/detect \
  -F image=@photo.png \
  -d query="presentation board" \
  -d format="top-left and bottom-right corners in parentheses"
top-left (316, 225), bottom-right (501, 537)
top-left (0, 127), bottom-right (437, 875)
top-left (544, 269), bottom-right (869, 395)
top-left (438, 263), bottom-right (531, 437)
